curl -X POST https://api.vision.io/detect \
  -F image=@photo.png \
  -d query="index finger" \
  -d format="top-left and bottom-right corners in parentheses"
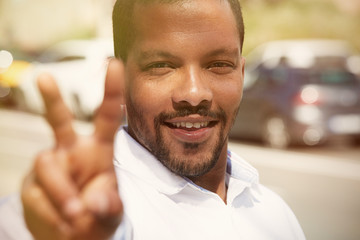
top-left (94, 58), bottom-right (125, 142)
top-left (37, 73), bottom-right (76, 148)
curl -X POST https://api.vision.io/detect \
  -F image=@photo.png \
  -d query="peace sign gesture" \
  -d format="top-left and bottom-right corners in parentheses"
top-left (21, 59), bottom-right (125, 240)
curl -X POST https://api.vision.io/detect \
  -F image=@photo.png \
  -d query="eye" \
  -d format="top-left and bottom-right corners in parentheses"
top-left (143, 62), bottom-right (175, 75)
top-left (149, 62), bottom-right (171, 69)
top-left (207, 61), bottom-right (235, 74)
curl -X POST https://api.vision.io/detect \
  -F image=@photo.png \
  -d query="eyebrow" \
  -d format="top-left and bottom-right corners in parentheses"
top-left (204, 48), bottom-right (241, 59)
top-left (135, 47), bottom-right (240, 63)
top-left (136, 50), bottom-right (179, 63)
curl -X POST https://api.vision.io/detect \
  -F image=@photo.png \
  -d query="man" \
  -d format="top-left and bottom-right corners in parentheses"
top-left (0, 0), bottom-right (306, 239)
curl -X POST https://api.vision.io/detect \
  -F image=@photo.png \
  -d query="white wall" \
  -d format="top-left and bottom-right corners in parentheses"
top-left (0, 0), bottom-right (115, 51)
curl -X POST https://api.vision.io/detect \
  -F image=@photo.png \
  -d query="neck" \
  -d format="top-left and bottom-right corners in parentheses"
top-left (188, 143), bottom-right (228, 203)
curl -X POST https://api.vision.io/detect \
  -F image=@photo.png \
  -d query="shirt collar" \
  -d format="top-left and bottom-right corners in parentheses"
top-left (225, 151), bottom-right (260, 204)
top-left (113, 127), bottom-right (259, 198)
top-left (226, 151), bottom-right (259, 186)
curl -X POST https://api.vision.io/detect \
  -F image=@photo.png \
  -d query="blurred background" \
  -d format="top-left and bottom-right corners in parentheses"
top-left (1, 0), bottom-right (360, 239)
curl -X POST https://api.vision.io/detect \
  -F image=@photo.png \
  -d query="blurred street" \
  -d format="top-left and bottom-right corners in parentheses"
top-left (229, 141), bottom-right (360, 240)
top-left (0, 109), bottom-right (94, 196)
top-left (0, 108), bottom-right (359, 240)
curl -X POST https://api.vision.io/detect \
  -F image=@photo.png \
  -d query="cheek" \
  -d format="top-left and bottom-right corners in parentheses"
top-left (215, 79), bottom-right (243, 113)
top-left (126, 79), bottom-right (171, 118)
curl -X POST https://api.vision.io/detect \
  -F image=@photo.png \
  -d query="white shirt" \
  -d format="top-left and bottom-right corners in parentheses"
top-left (112, 127), bottom-right (306, 240)
top-left (0, 127), bottom-right (306, 240)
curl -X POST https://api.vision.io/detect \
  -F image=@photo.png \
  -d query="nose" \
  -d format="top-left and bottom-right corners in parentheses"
top-left (172, 66), bottom-right (213, 107)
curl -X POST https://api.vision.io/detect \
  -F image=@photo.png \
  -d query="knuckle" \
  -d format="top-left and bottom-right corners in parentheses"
top-left (34, 151), bottom-right (53, 170)
top-left (21, 181), bottom-right (43, 206)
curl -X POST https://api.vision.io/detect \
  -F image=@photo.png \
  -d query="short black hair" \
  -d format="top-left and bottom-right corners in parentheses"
top-left (112, 0), bottom-right (245, 61)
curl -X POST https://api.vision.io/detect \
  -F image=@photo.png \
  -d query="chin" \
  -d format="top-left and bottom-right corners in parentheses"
top-left (157, 139), bottom-right (225, 177)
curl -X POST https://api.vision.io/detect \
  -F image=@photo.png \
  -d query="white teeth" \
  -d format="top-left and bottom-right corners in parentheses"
top-left (171, 122), bottom-right (209, 128)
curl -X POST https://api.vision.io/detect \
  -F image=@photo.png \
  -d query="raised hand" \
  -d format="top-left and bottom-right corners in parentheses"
top-left (21, 59), bottom-right (125, 240)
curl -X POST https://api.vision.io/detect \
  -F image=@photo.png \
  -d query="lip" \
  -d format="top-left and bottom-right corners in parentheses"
top-left (163, 115), bottom-right (217, 143)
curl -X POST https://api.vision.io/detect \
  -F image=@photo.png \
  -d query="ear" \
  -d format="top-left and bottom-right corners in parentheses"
top-left (117, 59), bottom-right (127, 124)
top-left (240, 56), bottom-right (246, 85)
top-left (112, 58), bottom-right (126, 106)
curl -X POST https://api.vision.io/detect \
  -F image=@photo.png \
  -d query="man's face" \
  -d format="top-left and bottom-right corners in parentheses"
top-left (124, 0), bottom-right (245, 177)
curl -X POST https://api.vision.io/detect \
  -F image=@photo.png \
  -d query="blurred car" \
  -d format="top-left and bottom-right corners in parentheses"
top-left (229, 39), bottom-right (360, 148)
top-left (15, 38), bottom-right (114, 120)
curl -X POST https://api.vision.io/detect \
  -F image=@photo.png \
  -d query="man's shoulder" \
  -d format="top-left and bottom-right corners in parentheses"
top-left (0, 194), bottom-right (33, 240)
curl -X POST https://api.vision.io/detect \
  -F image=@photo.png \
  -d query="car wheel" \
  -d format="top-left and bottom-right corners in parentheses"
top-left (262, 115), bottom-right (290, 149)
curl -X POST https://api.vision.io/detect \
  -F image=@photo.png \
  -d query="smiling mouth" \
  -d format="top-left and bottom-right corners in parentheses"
top-left (165, 121), bottom-right (217, 131)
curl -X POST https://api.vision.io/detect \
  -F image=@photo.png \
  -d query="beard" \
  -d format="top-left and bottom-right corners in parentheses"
top-left (127, 101), bottom-right (234, 177)
top-left (152, 107), bottom-right (227, 177)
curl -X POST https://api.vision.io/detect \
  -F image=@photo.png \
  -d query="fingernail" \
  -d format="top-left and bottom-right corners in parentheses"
top-left (64, 197), bottom-right (83, 218)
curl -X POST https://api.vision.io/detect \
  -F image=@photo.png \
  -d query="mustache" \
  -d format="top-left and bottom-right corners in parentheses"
top-left (155, 106), bottom-right (227, 124)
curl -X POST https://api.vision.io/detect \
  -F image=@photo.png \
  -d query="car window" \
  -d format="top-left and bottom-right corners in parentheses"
top-left (269, 66), bottom-right (289, 85)
top-left (318, 70), bottom-right (357, 85)
top-left (56, 55), bottom-right (85, 62)
top-left (295, 69), bottom-right (358, 85)
top-left (253, 65), bottom-right (289, 88)
top-left (38, 51), bottom-right (86, 63)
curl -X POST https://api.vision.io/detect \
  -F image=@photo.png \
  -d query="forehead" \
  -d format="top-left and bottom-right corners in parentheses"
top-left (133, 0), bottom-right (236, 31)
top-left (129, 0), bottom-right (239, 55)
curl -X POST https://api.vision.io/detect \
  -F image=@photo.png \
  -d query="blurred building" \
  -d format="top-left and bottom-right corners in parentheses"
top-left (0, 0), bottom-right (115, 52)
